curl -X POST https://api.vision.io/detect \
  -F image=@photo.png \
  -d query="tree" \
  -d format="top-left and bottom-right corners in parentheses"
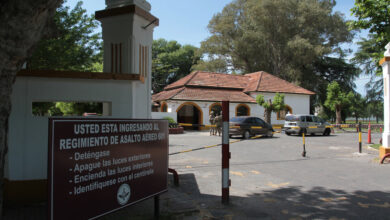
top-left (256, 93), bottom-right (285, 124)
top-left (199, 0), bottom-right (353, 84)
top-left (26, 1), bottom-right (102, 72)
top-left (349, 0), bottom-right (390, 98)
top-left (192, 56), bottom-right (229, 73)
top-left (324, 82), bottom-right (354, 124)
top-left (152, 39), bottom-right (200, 93)
top-left (313, 56), bottom-right (360, 106)
top-left (367, 100), bottom-right (384, 123)
top-left (0, 0), bottom-right (62, 215)
top-left (349, 93), bottom-right (367, 123)
top-left (56, 102), bottom-right (102, 115)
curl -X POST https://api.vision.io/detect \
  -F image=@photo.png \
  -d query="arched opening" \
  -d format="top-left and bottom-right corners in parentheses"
top-left (209, 102), bottom-right (222, 117)
top-left (177, 102), bottom-right (203, 130)
top-left (236, 104), bottom-right (250, 116)
top-left (277, 105), bottom-right (293, 120)
top-left (160, 102), bottom-right (168, 112)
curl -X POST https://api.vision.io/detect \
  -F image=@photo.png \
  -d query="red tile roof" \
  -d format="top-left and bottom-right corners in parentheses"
top-left (154, 71), bottom-right (315, 102)
top-left (152, 87), bottom-right (184, 101)
top-left (244, 72), bottom-right (315, 95)
top-left (153, 87), bottom-right (256, 103)
top-left (165, 71), bottom-right (247, 90)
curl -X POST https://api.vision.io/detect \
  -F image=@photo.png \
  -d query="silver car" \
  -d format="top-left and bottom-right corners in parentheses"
top-left (283, 114), bottom-right (332, 136)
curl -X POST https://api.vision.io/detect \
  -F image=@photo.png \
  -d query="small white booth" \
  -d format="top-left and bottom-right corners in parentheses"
top-left (5, 0), bottom-right (158, 203)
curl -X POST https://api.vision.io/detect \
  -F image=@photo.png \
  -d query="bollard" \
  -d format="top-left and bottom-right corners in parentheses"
top-left (367, 122), bottom-right (372, 144)
top-left (359, 122), bottom-right (362, 153)
top-left (302, 132), bottom-right (306, 157)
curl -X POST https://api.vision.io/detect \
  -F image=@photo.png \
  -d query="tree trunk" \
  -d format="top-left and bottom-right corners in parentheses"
top-left (0, 0), bottom-right (62, 215)
top-left (355, 116), bottom-right (358, 124)
top-left (264, 108), bottom-right (272, 124)
top-left (335, 106), bottom-right (342, 124)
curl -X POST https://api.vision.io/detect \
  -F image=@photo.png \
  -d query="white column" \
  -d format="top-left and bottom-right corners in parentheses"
top-left (96, 0), bottom-right (157, 119)
top-left (382, 43), bottom-right (390, 148)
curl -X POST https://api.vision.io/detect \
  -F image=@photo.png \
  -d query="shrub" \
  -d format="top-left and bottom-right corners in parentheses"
top-left (163, 117), bottom-right (178, 128)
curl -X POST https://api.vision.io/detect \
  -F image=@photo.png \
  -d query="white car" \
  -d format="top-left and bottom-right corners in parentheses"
top-left (283, 114), bottom-right (332, 136)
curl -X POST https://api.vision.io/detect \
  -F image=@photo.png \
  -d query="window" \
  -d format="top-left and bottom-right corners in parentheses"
top-left (305, 116), bottom-right (313, 122)
top-left (236, 104), bottom-right (250, 116)
top-left (286, 115), bottom-right (299, 121)
top-left (32, 102), bottom-right (111, 116)
top-left (255, 118), bottom-right (265, 126)
top-left (160, 102), bottom-right (168, 112)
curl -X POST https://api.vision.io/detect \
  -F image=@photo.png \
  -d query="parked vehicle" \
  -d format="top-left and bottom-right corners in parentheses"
top-left (229, 116), bottom-right (274, 139)
top-left (283, 114), bottom-right (332, 136)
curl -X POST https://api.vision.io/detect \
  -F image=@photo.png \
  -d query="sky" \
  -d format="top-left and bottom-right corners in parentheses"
top-left (65, 0), bottom-right (373, 95)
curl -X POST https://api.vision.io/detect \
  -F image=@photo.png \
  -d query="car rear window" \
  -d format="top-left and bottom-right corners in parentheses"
top-left (305, 116), bottom-right (313, 122)
top-left (285, 115), bottom-right (299, 121)
top-left (230, 117), bottom-right (246, 122)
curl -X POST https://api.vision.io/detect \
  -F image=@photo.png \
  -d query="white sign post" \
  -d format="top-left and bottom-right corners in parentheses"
top-left (380, 43), bottom-right (390, 159)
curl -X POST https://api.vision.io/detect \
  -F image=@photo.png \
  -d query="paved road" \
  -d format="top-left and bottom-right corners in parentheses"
top-left (169, 131), bottom-right (389, 219)
top-left (4, 131), bottom-right (387, 220)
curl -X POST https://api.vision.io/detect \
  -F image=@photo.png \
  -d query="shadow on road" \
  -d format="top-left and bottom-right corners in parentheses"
top-left (174, 173), bottom-right (390, 219)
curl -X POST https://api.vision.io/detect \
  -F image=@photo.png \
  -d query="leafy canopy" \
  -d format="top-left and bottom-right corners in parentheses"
top-left (348, 93), bottom-right (367, 120)
top-left (27, 1), bottom-right (102, 72)
top-left (199, 0), bottom-right (356, 112)
top-left (199, 0), bottom-right (353, 82)
top-left (349, 0), bottom-right (390, 99)
top-left (256, 93), bottom-right (285, 124)
top-left (256, 93), bottom-right (285, 112)
top-left (349, 0), bottom-right (390, 45)
top-left (324, 81), bottom-right (354, 111)
top-left (152, 39), bottom-right (200, 93)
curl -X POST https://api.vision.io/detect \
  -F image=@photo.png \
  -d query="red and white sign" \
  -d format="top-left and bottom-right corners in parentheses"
top-left (48, 118), bottom-right (168, 220)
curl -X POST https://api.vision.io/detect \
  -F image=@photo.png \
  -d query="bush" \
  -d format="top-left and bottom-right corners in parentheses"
top-left (163, 117), bottom-right (176, 124)
top-left (163, 117), bottom-right (178, 128)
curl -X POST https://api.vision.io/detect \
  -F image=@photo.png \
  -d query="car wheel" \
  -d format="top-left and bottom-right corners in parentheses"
top-left (266, 130), bottom-right (273, 138)
top-left (285, 132), bottom-right (291, 136)
top-left (243, 130), bottom-right (251, 139)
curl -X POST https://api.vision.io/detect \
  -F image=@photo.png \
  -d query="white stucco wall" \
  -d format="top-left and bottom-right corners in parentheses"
top-left (249, 92), bottom-right (311, 124)
top-left (7, 76), bottom-right (146, 181)
top-left (151, 112), bottom-right (177, 122)
top-left (162, 92), bottom-right (310, 126)
top-left (163, 100), bottom-right (256, 125)
top-left (99, 6), bottom-right (156, 119)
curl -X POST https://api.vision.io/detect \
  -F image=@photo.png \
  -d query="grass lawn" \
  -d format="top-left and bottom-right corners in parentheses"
top-left (344, 120), bottom-right (383, 125)
top-left (369, 144), bottom-right (381, 150)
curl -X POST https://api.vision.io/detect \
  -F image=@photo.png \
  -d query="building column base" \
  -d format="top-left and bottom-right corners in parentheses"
top-left (379, 146), bottom-right (390, 159)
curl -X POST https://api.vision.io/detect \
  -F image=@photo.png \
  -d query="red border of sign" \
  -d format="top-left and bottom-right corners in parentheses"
top-left (48, 117), bottom-right (169, 220)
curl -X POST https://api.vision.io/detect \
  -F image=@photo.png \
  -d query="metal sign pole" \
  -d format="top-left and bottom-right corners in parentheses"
top-left (154, 195), bottom-right (160, 219)
top-left (222, 101), bottom-right (230, 204)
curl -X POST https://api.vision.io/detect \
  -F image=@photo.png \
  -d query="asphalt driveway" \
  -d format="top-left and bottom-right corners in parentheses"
top-left (169, 131), bottom-right (389, 219)
top-left (4, 131), bottom-right (388, 220)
